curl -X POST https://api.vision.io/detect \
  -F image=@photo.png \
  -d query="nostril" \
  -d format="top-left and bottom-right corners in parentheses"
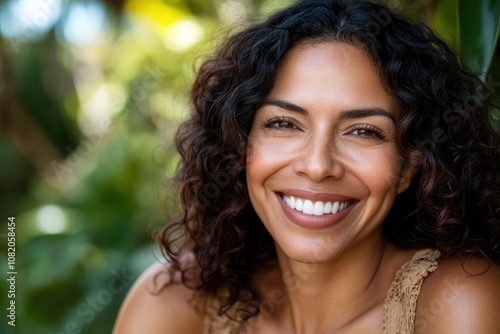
top-left (292, 147), bottom-right (344, 182)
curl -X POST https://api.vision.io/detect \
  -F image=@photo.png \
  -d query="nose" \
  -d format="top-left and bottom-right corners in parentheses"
top-left (292, 133), bottom-right (345, 182)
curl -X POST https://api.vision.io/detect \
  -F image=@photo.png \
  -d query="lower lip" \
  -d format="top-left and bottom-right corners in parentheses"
top-left (276, 193), bottom-right (356, 229)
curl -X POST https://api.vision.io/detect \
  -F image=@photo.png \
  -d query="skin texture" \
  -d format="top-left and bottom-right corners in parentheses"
top-left (246, 42), bottom-right (413, 264)
top-left (113, 262), bottom-right (206, 334)
top-left (113, 42), bottom-right (500, 333)
top-left (243, 42), bottom-right (417, 333)
top-left (415, 257), bottom-right (500, 334)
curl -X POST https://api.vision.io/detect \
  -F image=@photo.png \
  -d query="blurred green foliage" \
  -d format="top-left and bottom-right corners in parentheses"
top-left (0, 0), bottom-right (498, 333)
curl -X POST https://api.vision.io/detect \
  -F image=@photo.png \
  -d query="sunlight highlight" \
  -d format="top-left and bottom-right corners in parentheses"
top-left (36, 205), bottom-right (68, 234)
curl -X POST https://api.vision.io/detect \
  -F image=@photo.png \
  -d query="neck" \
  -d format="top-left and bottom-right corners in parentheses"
top-left (266, 230), bottom-right (407, 333)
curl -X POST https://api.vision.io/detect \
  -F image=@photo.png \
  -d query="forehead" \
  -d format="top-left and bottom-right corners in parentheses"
top-left (271, 42), bottom-right (399, 115)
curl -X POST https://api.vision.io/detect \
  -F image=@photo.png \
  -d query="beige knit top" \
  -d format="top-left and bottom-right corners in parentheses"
top-left (203, 248), bottom-right (441, 334)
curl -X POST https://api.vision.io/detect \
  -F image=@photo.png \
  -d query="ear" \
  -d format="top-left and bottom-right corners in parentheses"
top-left (396, 150), bottom-right (421, 194)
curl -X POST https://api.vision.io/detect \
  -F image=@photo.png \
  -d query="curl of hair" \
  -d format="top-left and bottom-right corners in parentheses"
top-left (157, 0), bottom-right (500, 322)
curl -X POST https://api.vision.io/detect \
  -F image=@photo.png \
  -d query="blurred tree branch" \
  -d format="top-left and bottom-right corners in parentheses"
top-left (0, 37), bottom-right (61, 180)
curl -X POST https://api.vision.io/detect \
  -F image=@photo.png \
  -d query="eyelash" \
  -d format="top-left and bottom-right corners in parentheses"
top-left (261, 116), bottom-right (297, 130)
top-left (348, 124), bottom-right (387, 140)
top-left (261, 117), bottom-right (387, 140)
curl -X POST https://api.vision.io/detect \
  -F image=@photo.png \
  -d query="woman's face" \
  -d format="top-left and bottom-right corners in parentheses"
top-left (246, 42), bottom-right (415, 263)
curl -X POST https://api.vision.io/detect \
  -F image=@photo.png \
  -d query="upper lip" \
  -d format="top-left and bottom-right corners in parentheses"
top-left (277, 189), bottom-right (359, 203)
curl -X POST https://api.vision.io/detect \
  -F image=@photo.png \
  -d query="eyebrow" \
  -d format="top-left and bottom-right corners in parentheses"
top-left (261, 98), bottom-right (396, 123)
top-left (338, 108), bottom-right (396, 123)
top-left (261, 98), bottom-right (308, 115)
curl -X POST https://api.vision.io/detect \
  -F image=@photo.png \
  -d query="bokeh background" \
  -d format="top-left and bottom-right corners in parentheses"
top-left (0, 0), bottom-right (498, 333)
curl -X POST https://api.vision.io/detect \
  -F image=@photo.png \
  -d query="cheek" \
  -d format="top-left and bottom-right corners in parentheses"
top-left (246, 135), bottom-right (295, 218)
top-left (246, 137), bottom-right (272, 199)
top-left (246, 136), bottom-right (296, 178)
top-left (340, 144), bottom-right (403, 193)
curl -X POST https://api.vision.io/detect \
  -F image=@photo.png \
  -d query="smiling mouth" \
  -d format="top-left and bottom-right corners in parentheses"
top-left (281, 194), bottom-right (354, 216)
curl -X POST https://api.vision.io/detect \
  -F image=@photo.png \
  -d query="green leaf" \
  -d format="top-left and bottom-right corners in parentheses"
top-left (432, 0), bottom-right (459, 52)
top-left (458, 0), bottom-right (500, 76)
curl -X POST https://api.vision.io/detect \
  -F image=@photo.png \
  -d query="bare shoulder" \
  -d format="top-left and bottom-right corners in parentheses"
top-left (415, 256), bottom-right (500, 333)
top-left (113, 259), bottom-right (207, 334)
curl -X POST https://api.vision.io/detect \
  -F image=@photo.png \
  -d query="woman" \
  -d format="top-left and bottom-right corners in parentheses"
top-left (114, 0), bottom-right (500, 333)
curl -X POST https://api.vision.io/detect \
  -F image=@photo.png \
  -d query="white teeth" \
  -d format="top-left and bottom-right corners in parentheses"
top-left (324, 202), bottom-right (332, 214)
top-left (295, 199), bottom-right (303, 211)
top-left (313, 201), bottom-right (324, 215)
top-left (303, 200), bottom-right (314, 215)
top-left (282, 195), bottom-right (352, 216)
top-left (331, 201), bottom-right (339, 214)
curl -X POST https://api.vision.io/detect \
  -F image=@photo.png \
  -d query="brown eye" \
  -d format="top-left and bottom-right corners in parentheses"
top-left (353, 128), bottom-right (375, 136)
top-left (276, 120), bottom-right (294, 128)
top-left (262, 117), bottom-right (298, 130)
top-left (350, 126), bottom-right (385, 139)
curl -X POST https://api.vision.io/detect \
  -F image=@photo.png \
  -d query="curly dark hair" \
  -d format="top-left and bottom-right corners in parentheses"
top-left (157, 0), bottom-right (500, 321)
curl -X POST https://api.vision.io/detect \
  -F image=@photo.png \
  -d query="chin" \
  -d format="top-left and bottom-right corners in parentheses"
top-left (275, 236), bottom-right (347, 265)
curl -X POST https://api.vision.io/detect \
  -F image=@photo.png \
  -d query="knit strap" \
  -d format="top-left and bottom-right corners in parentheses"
top-left (382, 248), bottom-right (441, 334)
